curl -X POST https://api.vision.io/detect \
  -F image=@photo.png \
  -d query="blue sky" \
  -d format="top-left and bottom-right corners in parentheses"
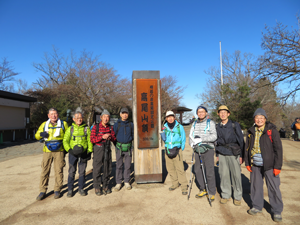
top-left (0, 0), bottom-right (299, 116)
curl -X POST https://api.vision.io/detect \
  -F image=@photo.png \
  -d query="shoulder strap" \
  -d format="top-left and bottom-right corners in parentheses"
top-left (232, 122), bottom-right (237, 135)
top-left (61, 121), bottom-right (65, 132)
top-left (83, 125), bottom-right (88, 136)
top-left (96, 123), bottom-right (100, 136)
top-left (204, 119), bottom-right (210, 134)
top-left (115, 121), bottom-right (122, 136)
top-left (267, 129), bottom-right (273, 143)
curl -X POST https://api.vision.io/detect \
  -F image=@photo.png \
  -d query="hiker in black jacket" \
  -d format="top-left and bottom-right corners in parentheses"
top-left (113, 108), bottom-right (134, 191)
top-left (244, 108), bottom-right (283, 223)
top-left (215, 105), bottom-right (244, 206)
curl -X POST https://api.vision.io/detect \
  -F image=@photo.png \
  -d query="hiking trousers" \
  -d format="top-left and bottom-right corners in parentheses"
top-left (39, 151), bottom-right (65, 193)
top-left (165, 150), bottom-right (188, 190)
top-left (115, 147), bottom-right (132, 184)
top-left (93, 144), bottom-right (112, 189)
top-left (68, 153), bottom-right (87, 190)
top-left (219, 154), bottom-right (242, 200)
top-left (194, 149), bottom-right (216, 195)
top-left (251, 166), bottom-right (283, 214)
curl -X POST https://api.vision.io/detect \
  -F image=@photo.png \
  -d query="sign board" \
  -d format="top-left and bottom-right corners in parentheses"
top-left (132, 71), bottom-right (162, 183)
top-left (136, 79), bottom-right (159, 148)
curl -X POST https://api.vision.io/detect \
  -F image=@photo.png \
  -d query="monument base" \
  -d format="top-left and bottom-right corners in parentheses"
top-left (135, 174), bottom-right (163, 183)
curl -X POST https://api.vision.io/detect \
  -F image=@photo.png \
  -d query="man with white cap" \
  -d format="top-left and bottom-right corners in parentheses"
top-left (90, 109), bottom-right (116, 196)
top-left (215, 105), bottom-right (244, 206)
top-left (162, 110), bottom-right (188, 195)
top-left (244, 108), bottom-right (283, 222)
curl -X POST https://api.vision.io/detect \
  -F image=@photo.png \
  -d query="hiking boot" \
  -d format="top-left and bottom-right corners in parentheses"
top-left (273, 214), bottom-right (282, 222)
top-left (102, 188), bottom-right (111, 195)
top-left (95, 188), bottom-right (102, 196)
top-left (207, 195), bottom-right (215, 202)
top-left (36, 192), bottom-right (45, 201)
top-left (78, 189), bottom-right (86, 196)
top-left (233, 199), bottom-right (241, 206)
top-left (182, 188), bottom-right (188, 195)
top-left (247, 208), bottom-right (262, 215)
top-left (125, 183), bottom-right (132, 190)
top-left (67, 190), bottom-right (73, 198)
top-left (54, 191), bottom-right (60, 199)
top-left (220, 198), bottom-right (229, 204)
top-left (195, 190), bottom-right (207, 198)
top-left (114, 184), bottom-right (122, 191)
top-left (169, 185), bottom-right (179, 191)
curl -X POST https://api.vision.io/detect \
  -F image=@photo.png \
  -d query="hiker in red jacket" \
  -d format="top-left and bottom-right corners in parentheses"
top-left (244, 108), bottom-right (283, 223)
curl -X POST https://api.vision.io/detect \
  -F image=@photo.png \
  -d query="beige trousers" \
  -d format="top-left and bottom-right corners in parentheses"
top-left (39, 151), bottom-right (65, 192)
top-left (165, 150), bottom-right (188, 190)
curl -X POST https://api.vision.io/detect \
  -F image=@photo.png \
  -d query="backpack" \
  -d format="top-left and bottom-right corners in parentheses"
top-left (291, 121), bottom-right (296, 130)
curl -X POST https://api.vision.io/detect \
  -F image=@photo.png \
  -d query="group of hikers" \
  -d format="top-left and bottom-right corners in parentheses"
top-left (291, 117), bottom-right (300, 141)
top-left (34, 104), bottom-right (283, 223)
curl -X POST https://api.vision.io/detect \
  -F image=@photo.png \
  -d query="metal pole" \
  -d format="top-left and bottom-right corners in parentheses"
top-left (220, 41), bottom-right (223, 86)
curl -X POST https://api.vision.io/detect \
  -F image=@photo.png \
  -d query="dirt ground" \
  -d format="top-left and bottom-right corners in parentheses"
top-left (0, 125), bottom-right (299, 225)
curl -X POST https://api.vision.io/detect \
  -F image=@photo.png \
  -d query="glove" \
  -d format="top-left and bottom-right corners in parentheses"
top-left (273, 169), bottom-right (281, 176)
top-left (40, 132), bottom-right (49, 138)
top-left (246, 166), bottom-right (252, 172)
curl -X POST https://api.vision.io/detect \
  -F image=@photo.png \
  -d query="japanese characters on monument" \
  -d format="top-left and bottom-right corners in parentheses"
top-left (136, 79), bottom-right (159, 148)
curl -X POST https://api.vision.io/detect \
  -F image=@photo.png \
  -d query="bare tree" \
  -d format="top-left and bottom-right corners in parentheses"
top-left (258, 17), bottom-right (300, 101)
top-left (32, 48), bottom-right (132, 126)
top-left (161, 75), bottom-right (185, 114)
top-left (0, 57), bottom-right (20, 91)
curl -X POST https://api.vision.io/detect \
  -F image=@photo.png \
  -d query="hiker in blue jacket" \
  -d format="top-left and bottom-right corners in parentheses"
top-left (163, 111), bottom-right (188, 195)
top-left (113, 107), bottom-right (134, 191)
top-left (189, 105), bottom-right (217, 202)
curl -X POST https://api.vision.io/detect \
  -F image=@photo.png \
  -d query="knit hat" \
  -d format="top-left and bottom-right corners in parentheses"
top-left (253, 108), bottom-right (267, 119)
top-left (101, 109), bottom-right (110, 116)
top-left (218, 105), bottom-right (230, 113)
top-left (196, 105), bottom-right (207, 113)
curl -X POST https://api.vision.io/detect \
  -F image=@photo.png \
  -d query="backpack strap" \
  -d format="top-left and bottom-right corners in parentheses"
top-left (95, 123), bottom-right (100, 136)
top-left (204, 119), bottom-right (210, 134)
top-left (267, 129), bottom-right (273, 143)
top-left (115, 121), bottom-right (122, 137)
top-left (232, 122), bottom-right (237, 135)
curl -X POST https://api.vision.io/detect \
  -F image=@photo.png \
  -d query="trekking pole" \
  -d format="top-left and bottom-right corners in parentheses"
top-left (187, 152), bottom-right (195, 200)
top-left (199, 153), bottom-right (212, 207)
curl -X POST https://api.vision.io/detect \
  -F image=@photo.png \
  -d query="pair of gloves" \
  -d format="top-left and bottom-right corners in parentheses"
top-left (246, 166), bottom-right (281, 176)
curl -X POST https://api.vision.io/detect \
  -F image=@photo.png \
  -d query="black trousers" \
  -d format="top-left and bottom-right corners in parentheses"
top-left (68, 153), bottom-right (87, 190)
top-left (92, 144), bottom-right (112, 189)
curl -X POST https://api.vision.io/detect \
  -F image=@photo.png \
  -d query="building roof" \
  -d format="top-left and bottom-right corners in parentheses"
top-left (172, 106), bottom-right (192, 113)
top-left (0, 90), bottom-right (37, 102)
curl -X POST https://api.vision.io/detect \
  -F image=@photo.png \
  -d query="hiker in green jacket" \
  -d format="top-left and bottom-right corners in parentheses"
top-left (63, 109), bottom-right (93, 197)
